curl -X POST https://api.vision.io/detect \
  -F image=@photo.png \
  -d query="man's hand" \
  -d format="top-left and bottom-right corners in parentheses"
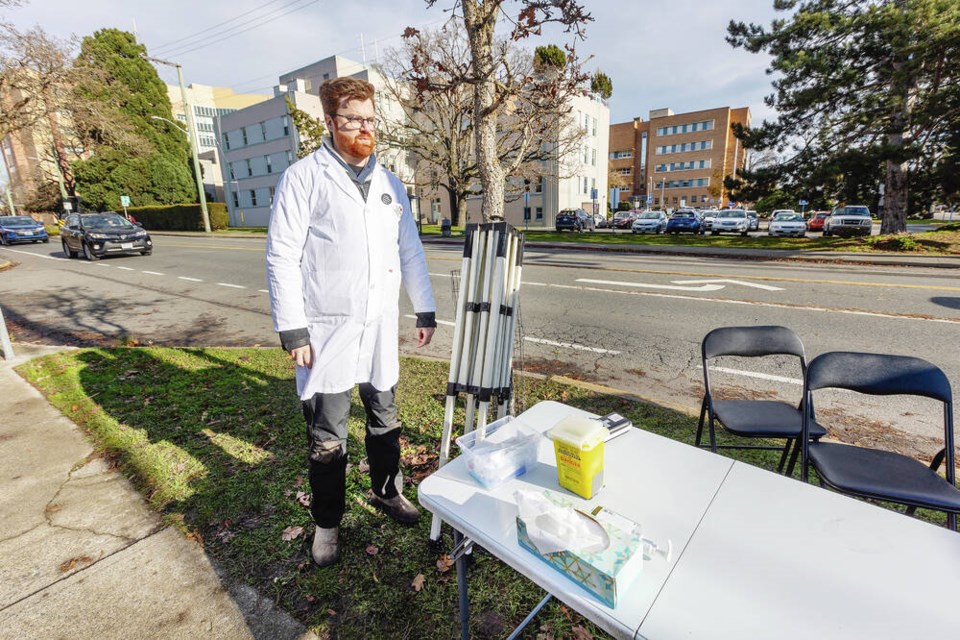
top-left (416, 327), bottom-right (435, 348)
top-left (289, 344), bottom-right (313, 368)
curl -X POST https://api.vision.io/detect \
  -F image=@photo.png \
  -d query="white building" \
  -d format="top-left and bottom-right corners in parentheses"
top-left (425, 91), bottom-right (610, 228)
top-left (165, 84), bottom-right (270, 202)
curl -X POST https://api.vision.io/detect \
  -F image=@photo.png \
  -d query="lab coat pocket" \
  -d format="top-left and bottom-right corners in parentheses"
top-left (303, 269), bottom-right (354, 318)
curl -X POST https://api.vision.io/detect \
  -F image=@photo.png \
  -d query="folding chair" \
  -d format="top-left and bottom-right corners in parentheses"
top-left (801, 351), bottom-right (960, 531)
top-left (696, 325), bottom-right (824, 475)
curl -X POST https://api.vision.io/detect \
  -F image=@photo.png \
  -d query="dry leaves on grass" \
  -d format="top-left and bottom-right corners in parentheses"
top-left (571, 626), bottom-right (593, 640)
top-left (366, 544), bottom-right (379, 555)
top-left (411, 573), bottom-right (426, 592)
top-left (295, 491), bottom-right (311, 508)
top-left (282, 525), bottom-right (304, 541)
top-left (436, 554), bottom-right (454, 573)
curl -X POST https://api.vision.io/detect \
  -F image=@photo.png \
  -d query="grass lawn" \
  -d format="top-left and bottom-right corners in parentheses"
top-left (421, 223), bottom-right (960, 255)
top-left (16, 349), bottom-right (949, 638)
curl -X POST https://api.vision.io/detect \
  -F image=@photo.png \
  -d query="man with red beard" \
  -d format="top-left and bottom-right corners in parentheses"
top-left (266, 77), bottom-right (436, 567)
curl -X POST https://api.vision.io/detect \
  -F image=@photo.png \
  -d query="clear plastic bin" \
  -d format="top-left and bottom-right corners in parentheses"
top-left (456, 416), bottom-right (540, 489)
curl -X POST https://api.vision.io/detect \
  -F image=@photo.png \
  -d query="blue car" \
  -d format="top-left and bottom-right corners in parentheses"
top-left (0, 215), bottom-right (49, 245)
top-left (665, 209), bottom-right (704, 235)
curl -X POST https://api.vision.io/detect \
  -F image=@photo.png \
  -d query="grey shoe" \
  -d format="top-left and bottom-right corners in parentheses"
top-left (311, 526), bottom-right (339, 567)
top-left (369, 492), bottom-right (420, 525)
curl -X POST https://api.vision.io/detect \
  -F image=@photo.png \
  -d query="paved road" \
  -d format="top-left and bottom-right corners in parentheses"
top-left (2, 236), bottom-right (958, 459)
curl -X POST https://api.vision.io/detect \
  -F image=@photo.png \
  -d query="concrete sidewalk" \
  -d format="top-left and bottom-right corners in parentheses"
top-left (0, 344), bottom-right (316, 640)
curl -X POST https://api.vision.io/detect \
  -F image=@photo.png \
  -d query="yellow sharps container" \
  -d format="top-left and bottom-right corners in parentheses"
top-left (550, 415), bottom-right (605, 499)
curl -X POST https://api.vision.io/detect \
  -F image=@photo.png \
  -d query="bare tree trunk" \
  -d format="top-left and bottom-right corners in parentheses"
top-left (442, 184), bottom-right (460, 226)
top-left (463, 0), bottom-right (505, 223)
top-left (882, 155), bottom-right (908, 234)
top-left (881, 4), bottom-right (913, 236)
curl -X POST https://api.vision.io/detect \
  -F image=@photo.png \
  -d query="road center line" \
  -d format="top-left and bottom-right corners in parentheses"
top-left (710, 366), bottom-right (802, 385)
top-left (258, 289), bottom-right (269, 293)
top-left (524, 337), bottom-right (621, 355)
top-left (116, 266), bottom-right (135, 271)
top-left (179, 276), bottom-right (203, 282)
top-left (216, 282), bottom-right (246, 289)
top-left (142, 271), bottom-right (165, 276)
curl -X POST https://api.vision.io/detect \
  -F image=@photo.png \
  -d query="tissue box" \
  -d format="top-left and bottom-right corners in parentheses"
top-left (516, 491), bottom-right (643, 608)
top-left (456, 416), bottom-right (540, 489)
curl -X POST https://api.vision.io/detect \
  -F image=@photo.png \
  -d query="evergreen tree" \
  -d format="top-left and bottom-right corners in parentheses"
top-left (71, 29), bottom-right (195, 211)
top-left (728, 0), bottom-right (960, 233)
top-left (284, 97), bottom-right (326, 159)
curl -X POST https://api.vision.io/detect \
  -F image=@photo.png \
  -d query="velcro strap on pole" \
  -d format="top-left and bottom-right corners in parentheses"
top-left (499, 304), bottom-right (513, 316)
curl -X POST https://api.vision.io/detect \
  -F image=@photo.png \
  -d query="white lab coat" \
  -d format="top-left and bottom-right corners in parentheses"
top-left (265, 145), bottom-right (436, 399)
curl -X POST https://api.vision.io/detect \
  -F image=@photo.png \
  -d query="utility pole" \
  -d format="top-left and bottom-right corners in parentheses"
top-left (144, 56), bottom-right (211, 233)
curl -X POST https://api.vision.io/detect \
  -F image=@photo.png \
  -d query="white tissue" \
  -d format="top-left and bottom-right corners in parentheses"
top-left (515, 490), bottom-right (608, 555)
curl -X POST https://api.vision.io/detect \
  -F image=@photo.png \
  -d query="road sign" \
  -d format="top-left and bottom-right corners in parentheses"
top-left (591, 188), bottom-right (598, 200)
top-left (798, 199), bottom-right (809, 206)
top-left (646, 194), bottom-right (653, 206)
top-left (120, 195), bottom-right (131, 207)
top-left (523, 191), bottom-right (529, 206)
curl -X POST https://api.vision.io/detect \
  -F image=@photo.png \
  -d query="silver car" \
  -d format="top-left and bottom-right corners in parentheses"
top-left (768, 212), bottom-right (807, 237)
top-left (824, 205), bottom-right (872, 237)
top-left (711, 209), bottom-right (750, 236)
top-left (631, 211), bottom-right (668, 234)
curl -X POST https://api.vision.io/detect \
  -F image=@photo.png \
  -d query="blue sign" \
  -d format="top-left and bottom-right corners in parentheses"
top-left (524, 191), bottom-right (529, 205)
top-left (798, 199), bottom-right (809, 206)
top-left (646, 194), bottom-right (653, 206)
top-left (591, 188), bottom-right (598, 200)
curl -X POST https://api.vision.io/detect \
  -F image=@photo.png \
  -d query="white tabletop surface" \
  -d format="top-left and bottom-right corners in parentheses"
top-left (418, 401), bottom-right (734, 640)
top-left (637, 461), bottom-right (960, 639)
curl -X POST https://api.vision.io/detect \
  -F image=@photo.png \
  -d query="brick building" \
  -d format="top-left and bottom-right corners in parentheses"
top-left (608, 106), bottom-right (750, 210)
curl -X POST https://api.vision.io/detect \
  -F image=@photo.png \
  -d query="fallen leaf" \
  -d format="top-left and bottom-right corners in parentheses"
top-left (327, 609), bottom-right (337, 617)
top-left (436, 554), bottom-right (454, 573)
top-left (282, 525), bottom-right (304, 541)
top-left (411, 573), bottom-right (426, 592)
top-left (294, 475), bottom-right (305, 488)
top-left (295, 491), bottom-right (311, 508)
top-left (559, 605), bottom-right (572, 620)
top-left (366, 544), bottom-right (379, 555)
top-left (58, 555), bottom-right (93, 573)
top-left (305, 594), bottom-right (316, 603)
top-left (571, 625), bottom-right (593, 640)
top-left (357, 459), bottom-right (370, 473)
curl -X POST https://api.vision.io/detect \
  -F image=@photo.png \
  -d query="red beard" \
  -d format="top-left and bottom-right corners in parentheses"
top-left (335, 129), bottom-right (375, 160)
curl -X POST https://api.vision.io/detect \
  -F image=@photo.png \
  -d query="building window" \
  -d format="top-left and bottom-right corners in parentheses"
top-left (282, 116), bottom-right (289, 136)
top-left (610, 150), bottom-right (633, 160)
top-left (536, 206), bottom-right (543, 220)
top-left (241, 127), bottom-right (248, 145)
top-left (269, 186), bottom-right (275, 205)
top-left (691, 195), bottom-right (698, 204)
top-left (260, 121), bottom-right (267, 140)
top-left (228, 163), bottom-right (235, 179)
top-left (223, 134), bottom-right (230, 150)
top-left (524, 206), bottom-right (530, 220)
top-left (591, 117), bottom-right (597, 136)
top-left (591, 148), bottom-right (596, 166)
top-left (232, 191), bottom-right (239, 208)
top-left (245, 159), bottom-right (253, 177)
top-left (266, 155), bottom-right (273, 174)
top-left (249, 189), bottom-right (258, 206)
top-left (583, 177), bottom-right (588, 195)
top-left (535, 176), bottom-right (543, 193)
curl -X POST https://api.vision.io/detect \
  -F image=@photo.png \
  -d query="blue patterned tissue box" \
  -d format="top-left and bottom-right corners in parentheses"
top-left (515, 490), bottom-right (643, 608)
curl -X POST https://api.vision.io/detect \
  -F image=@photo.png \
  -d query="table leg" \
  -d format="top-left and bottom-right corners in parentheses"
top-left (505, 593), bottom-right (552, 640)
top-left (453, 529), bottom-right (470, 640)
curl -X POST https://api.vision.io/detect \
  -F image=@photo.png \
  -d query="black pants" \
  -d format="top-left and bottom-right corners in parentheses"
top-left (301, 384), bottom-right (402, 528)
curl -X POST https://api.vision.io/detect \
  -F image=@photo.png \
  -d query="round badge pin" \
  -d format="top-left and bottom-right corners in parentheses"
top-left (381, 193), bottom-right (393, 205)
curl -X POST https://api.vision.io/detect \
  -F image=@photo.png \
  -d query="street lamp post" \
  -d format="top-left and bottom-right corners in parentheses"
top-left (145, 56), bottom-right (211, 233)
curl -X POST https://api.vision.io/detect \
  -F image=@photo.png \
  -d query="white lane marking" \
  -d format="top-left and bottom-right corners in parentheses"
top-left (142, 270), bottom-right (165, 276)
top-left (524, 337), bottom-right (621, 355)
top-left (258, 289), bottom-right (269, 293)
top-left (179, 276), bottom-right (203, 282)
top-left (710, 366), bottom-right (802, 385)
top-left (543, 282), bottom-right (960, 325)
top-left (404, 314), bottom-right (455, 327)
top-left (95, 263), bottom-right (111, 267)
top-left (674, 278), bottom-right (784, 291)
top-left (216, 282), bottom-right (246, 289)
top-left (0, 248), bottom-right (60, 260)
top-left (429, 272), bottom-right (455, 278)
top-left (577, 278), bottom-right (723, 292)
top-left (116, 266), bottom-right (135, 271)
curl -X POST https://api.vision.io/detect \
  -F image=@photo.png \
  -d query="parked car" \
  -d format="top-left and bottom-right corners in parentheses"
top-left (767, 212), bottom-right (807, 237)
top-left (712, 209), bottom-right (750, 236)
top-left (631, 210), bottom-right (668, 234)
top-left (745, 210), bottom-right (759, 231)
top-left (700, 209), bottom-right (717, 231)
top-left (806, 211), bottom-right (830, 232)
top-left (61, 212), bottom-right (152, 260)
top-left (593, 213), bottom-right (608, 229)
top-left (770, 209), bottom-right (797, 221)
top-left (665, 209), bottom-right (704, 235)
top-left (0, 215), bottom-right (49, 245)
top-left (824, 205), bottom-right (873, 237)
top-left (555, 208), bottom-right (593, 232)
top-left (611, 211), bottom-right (637, 229)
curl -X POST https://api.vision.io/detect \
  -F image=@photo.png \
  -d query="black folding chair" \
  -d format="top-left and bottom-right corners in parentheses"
top-left (696, 325), bottom-right (824, 475)
top-left (801, 351), bottom-right (960, 531)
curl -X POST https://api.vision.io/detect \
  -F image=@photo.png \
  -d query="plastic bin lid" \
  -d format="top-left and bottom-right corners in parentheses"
top-left (549, 415), bottom-right (605, 450)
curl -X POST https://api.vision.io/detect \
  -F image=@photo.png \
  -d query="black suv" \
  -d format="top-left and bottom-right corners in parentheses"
top-left (555, 208), bottom-right (594, 232)
top-left (61, 212), bottom-right (153, 261)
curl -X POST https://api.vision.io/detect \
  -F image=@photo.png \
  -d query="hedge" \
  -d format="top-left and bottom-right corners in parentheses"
top-left (125, 203), bottom-right (229, 231)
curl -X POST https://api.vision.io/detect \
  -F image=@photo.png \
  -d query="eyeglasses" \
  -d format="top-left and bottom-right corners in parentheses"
top-left (332, 113), bottom-right (377, 131)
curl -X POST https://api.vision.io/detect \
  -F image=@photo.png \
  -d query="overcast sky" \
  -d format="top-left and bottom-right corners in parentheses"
top-left (5, 0), bottom-right (783, 122)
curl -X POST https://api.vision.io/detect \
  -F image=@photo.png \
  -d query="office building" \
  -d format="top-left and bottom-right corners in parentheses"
top-left (609, 106), bottom-right (751, 210)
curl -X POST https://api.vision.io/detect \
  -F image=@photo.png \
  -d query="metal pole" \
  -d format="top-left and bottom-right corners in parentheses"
top-left (0, 305), bottom-right (14, 360)
top-left (176, 65), bottom-right (211, 232)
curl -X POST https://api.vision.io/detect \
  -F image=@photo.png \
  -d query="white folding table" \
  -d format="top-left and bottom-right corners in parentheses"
top-left (418, 401), bottom-right (960, 640)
